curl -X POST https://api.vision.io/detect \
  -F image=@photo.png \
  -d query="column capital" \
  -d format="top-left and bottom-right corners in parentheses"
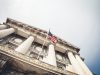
top-left (47, 42), bottom-right (53, 46)
top-left (74, 53), bottom-right (80, 56)
top-left (75, 54), bottom-right (85, 61)
top-left (27, 34), bottom-right (36, 41)
top-left (65, 50), bottom-right (79, 56)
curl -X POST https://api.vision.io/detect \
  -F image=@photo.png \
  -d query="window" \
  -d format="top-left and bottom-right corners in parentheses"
top-left (14, 38), bottom-right (23, 44)
top-left (56, 54), bottom-right (62, 60)
top-left (57, 62), bottom-right (66, 70)
top-left (35, 46), bottom-right (42, 52)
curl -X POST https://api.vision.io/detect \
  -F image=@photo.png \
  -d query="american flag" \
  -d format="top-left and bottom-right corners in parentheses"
top-left (48, 30), bottom-right (57, 43)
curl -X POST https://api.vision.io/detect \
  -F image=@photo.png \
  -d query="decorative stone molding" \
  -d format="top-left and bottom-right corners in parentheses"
top-left (5, 18), bottom-right (80, 53)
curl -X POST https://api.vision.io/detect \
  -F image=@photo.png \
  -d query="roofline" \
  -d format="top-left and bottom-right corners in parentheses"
top-left (5, 18), bottom-right (80, 52)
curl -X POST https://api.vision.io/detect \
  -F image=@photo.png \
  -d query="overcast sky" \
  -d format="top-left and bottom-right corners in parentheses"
top-left (0, 0), bottom-right (100, 74)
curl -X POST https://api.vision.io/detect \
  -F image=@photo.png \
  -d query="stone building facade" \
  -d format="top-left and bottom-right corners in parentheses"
top-left (0, 18), bottom-right (93, 75)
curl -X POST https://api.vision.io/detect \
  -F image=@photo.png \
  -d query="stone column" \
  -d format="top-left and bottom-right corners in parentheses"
top-left (15, 36), bottom-right (34, 54)
top-left (75, 54), bottom-right (93, 75)
top-left (67, 51), bottom-right (85, 75)
top-left (0, 28), bottom-right (15, 38)
top-left (0, 25), bottom-right (7, 30)
top-left (42, 44), bottom-right (57, 66)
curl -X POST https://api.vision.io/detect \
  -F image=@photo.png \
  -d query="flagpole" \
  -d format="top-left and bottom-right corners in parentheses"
top-left (37, 32), bottom-right (48, 59)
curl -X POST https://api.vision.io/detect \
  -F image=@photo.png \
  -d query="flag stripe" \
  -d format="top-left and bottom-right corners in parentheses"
top-left (48, 30), bottom-right (57, 43)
